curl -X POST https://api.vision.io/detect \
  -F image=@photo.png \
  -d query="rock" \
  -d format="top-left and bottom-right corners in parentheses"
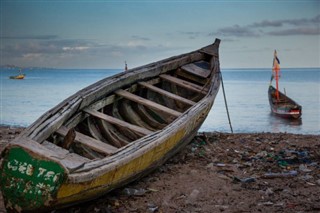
top-left (185, 189), bottom-right (200, 204)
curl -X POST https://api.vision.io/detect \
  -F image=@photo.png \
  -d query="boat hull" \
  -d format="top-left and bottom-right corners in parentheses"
top-left (56, 105), bottom-right (213, 209)
top-left (9, 74), bottom-right (25, 79)
top-left (268, 86), bottom-right (302, 119)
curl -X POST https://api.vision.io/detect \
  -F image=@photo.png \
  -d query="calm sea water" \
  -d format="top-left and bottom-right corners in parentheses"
top-left (1, 68), bottom-right (319, 135)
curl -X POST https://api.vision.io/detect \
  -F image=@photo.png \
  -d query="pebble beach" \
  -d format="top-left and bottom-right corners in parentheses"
top-left (0, 125), bottom-right (319, 212)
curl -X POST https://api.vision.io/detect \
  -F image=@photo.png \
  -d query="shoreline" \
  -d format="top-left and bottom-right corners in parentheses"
top-left (0, 126), bottom-right (319, 212)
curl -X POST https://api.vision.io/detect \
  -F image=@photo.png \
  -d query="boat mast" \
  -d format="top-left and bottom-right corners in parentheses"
top-left (125, 61), bottom-right (128, 71)
top-left (273, 50), bottom-right (280, 100)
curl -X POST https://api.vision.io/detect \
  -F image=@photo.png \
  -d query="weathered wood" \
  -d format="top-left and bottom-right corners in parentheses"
top-left (133, 103), bottom-right (167, 129)
top-left (56, 126), bottom-right (118, 155)
top-left (115, 89), bottom-right (182, 117)
top-left (98, 120), bottom-right (130, 147)
top-left (83, 108), bottom-right (153, 136)
top-left (112, 103), bottom-right (143, 140)
top-left (42, 141), bottom-right (90, 171)
top-left (62, 128), bottom-right (76, 149)
top-left (176, 68), bottom-right (207, 85)
top-left (87, 94), bottom-right (117, 111)
top-left (138, 82), bottom-right (195, 106)
top-left (87, 117), bottom-right (109, 143)
top-left (120, 99), bottom-right (157, 131)
top-left (31, 98), bottom-right (82, 143)
top-left (79, 52), bottom-right (203, 110)
top-left (160, 74), bottom-right (208, 95)
top-left (181, 61), bottom-right (211, 78)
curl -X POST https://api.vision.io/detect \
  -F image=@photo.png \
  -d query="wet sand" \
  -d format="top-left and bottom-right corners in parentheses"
top-left (0, 126), bottom-right (319, 213)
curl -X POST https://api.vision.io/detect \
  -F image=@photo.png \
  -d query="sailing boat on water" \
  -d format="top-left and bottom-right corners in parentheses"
top-left (268, 50), bottom-right (302, 119)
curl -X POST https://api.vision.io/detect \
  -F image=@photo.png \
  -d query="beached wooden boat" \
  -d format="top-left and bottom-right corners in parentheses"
top-left (0, 39), bottom-right (221, 212)
top-left (268, 50), bottom-right (302, 119)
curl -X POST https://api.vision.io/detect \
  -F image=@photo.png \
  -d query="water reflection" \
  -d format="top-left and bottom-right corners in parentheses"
top-left (268, 113), bottom-right (302, 132)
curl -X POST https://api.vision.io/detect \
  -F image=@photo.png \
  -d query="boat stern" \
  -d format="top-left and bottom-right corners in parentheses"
top-left (0, 144), bottom-right (66, 212)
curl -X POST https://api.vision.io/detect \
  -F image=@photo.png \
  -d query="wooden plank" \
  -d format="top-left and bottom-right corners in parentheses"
top-left (56, 126), bottom-right (118, 155)
top-left (160, 74), bottom-right (208, 95)
top-left (83, 108), bottom-right (153, 136)
top-left (114, 89), bottom-right (182, 117)
top-left (42, 141), bottom-right (90, 171)
top-left (138, 82), bottom-right (195, 106)
top-left (181, 62), bottom-right (211, 78)
top-left (176, 69), bottom-right (207, 85)
top-left (29, 98), bottom-right (82, 142)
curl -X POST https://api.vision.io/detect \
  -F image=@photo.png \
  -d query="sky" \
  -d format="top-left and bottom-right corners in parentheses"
top-left (1, 0), bottom-right (319, 69)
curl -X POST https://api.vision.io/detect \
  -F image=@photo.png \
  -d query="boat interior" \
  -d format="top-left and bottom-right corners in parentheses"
top-left (41, 60), bottom-right (215, 166)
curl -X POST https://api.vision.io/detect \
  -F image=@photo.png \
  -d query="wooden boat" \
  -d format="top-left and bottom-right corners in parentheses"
top-left (9, 69), bottom-right (25, 79)
top-left (0, 39), bottom-right (221, 212)
top-left (9, 74), bottom-right (25, 79)
top-left (268, 50), bottom-right (302, 119)
top-left (268, 86), bottom-right (302, 119)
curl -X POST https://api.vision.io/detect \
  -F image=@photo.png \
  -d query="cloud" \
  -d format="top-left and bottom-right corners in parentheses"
top-left (212, 14), bottom-right (320, 38)
top-left (250, 20), bottom-right (283, 28)
top-left (214, 25), bottom-right (260, 37)
top-left (0, 35), bottom-right (59, 40)
top-left (268, 27), bottom-right (320, 36)
top-left (1, 34), bottom-right (181, 68)
top-left (1, 38), bottom-right (95, 58)
top-left (250, 15), bottom-right (320, 28)
top-left (131, 35), bottom-right (151, 41)
top-left (179, 31), bottom-right (203, 39)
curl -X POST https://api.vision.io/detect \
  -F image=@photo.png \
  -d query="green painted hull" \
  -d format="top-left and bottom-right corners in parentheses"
top-left (0, 147), bottom-right (65, 211)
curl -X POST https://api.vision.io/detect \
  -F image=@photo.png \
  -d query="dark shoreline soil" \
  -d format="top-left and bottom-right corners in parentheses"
top-left (0, 126), bottom-right (319, 213)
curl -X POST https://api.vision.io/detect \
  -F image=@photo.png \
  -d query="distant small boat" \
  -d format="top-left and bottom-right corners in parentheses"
top-left (9, 69), bottom-right (25, 79)
top-left (9, 74), bottom-right (25, 79)
top-left (268, 50), bottom-right (302, 119)
top-left (0, 39), bottom-right (221, 212)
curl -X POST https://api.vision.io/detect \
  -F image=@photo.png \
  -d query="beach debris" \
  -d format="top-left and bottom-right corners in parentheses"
top-left (147, 203), bottom-right (158, 212)
top-left (122, 188), bottom-right (147, 196)
top-left (261, 170), bottom-right (298, 179)
top-left (298, 164), bottom-right (312, 172)
top-left (233, 176), bottom-right (256, 183)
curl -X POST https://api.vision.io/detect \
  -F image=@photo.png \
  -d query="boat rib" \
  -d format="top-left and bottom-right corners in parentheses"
top-left (83, 108), bottom-right (153, 136)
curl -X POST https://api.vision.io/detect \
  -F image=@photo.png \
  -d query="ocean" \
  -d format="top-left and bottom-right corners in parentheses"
top-left (1, 68), bottom-right (319, 135)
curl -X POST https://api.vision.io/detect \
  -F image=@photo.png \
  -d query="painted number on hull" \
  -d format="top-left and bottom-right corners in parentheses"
top-left (0, 147), bottom-right (65, 211)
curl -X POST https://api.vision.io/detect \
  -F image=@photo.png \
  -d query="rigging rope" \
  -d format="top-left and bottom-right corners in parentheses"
top-left (220, 72), bottom-right (233, 133)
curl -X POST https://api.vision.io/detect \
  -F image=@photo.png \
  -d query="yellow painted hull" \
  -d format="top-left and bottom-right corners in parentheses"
top-left (9, 74), bottom-right (25, 79)
top-left (56, 104), bottom-right (212, 205)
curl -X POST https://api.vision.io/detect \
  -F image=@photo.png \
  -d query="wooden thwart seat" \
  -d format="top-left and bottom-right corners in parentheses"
top-left (138, 82), bottom-right (196, 106)
top-left (83, 108), bottom-right (153, 136)
top-left (160, 74), bottom-right (208, 95)
top-left (56, 126), bottom-right (118, 155)
top-left (115, 89), bottom-right (182, 117)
